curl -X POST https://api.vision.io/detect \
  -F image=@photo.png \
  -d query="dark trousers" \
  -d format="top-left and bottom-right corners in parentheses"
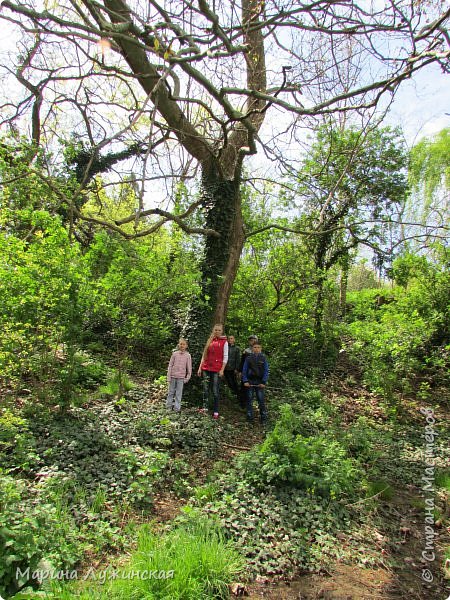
top-left (224, 369), bottom-right (239, 399)
top-left (238, 380), bottom-right (248, 408)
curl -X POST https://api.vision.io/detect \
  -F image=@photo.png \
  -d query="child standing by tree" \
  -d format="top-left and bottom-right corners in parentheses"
top-left (197, 324), bottom-right (228, 419)
top-left (242, 341), bottom-right (269, 425)
top-left (224, 334), bottom-right (241, 403)
top-left (238, 334), bottom-right (258, 408)
top-left (166, 338), bottom-right (192, 412)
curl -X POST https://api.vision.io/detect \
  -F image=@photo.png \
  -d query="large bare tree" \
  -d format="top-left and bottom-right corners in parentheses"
top-left (1, 0), bottom-right (449, 347)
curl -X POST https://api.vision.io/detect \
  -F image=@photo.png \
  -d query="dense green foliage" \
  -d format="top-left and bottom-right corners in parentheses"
top-left (293, 125), bottom-right (408, 333)
top-left (81, 229), bottom-right (199, 366)
top-left (0, 395), bottom-right (230, 597)
top-left (297, 126), bottom-right (408, 261)
top-left (409, 127), bottom-right (450, 204)
top-left (0, 474), bottom-right (83, 598)
top-left (229, 228), bottom-right (322, 372)
top-left (0, 210), bottom-right (83, 392)
top-left (193, 378), bottom-right (449, 580)
top-left (344, 249), bottom-right (449, 397)
top-left (0, 218), bottom-right (199, 403)
top-left (1, 128), bottom-right (449, 598)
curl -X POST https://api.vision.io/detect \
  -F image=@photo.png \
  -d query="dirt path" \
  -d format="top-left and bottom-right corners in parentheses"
top-left (151, 393), bottom-right (265, 523)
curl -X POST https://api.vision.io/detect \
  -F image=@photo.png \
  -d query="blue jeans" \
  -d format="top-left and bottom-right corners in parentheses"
top-left (201, 370), bottom-right (220, 413)
top-left (246, 384), bottom-right (267, 423)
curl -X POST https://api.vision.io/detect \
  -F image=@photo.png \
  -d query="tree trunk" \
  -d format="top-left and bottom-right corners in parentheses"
top-left (314, 276), bottom-right (325, 337)
top-left (339, 263), bottom-right (349, 318)
top-left (183, 163), bottom-right (244, 370)
top-left (313, 237), bottom-right (328, 337)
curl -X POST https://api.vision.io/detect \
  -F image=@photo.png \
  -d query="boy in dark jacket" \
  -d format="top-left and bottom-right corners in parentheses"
top-left (224, 335), bottom-right (241, 402)
top-left (238, 334), bottom-right (258, 408)
top-left (242, 341), bottom-right (269, 424)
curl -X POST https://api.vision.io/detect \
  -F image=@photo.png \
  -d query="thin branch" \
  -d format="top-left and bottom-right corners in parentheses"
top-left (246, 219), bottom-right (449, 240)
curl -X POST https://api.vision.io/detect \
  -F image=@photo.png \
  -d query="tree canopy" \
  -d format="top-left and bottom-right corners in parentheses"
top-left (0, 0), bottom-right (449, 334)
top-left (1, 0), bottom-right (448, 217)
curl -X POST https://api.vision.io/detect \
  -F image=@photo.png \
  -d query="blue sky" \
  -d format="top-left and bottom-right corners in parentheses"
top-left (386, 62), bottom-right (449, 145)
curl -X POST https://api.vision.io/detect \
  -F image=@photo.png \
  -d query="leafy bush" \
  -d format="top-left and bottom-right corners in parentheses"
top-left (0, 210), bottom-right (86, 394)
top-left (117, 447), bottom-right (169, 509)
top-left (0, 475), bottom-right (82, 598)
top-left (342, 416), bottom-right (386, 464)
top-left (26, 410), bottom-right (173, 510)
top-left (240, 404), bottom-right (362, 497)
top-left (69, 353), bottom-right (108, 389)
top-left (0, 409), bottom-right (38, 473)
top-left (344, 250), bottom-right (449, 397)
top-left (346, 309), bottom-right (429, 396)
top-left (80, 230), bottom-right (199, 370)
top-left (99, 369), bottom-right (134, 400)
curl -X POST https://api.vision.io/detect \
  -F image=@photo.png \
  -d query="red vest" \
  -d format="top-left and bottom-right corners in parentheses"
top-left (201, 336), bottom-right (227, 372)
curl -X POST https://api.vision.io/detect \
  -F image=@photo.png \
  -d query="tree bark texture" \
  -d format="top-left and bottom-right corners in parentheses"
top-left (183, 163), bottom-right (244, 370)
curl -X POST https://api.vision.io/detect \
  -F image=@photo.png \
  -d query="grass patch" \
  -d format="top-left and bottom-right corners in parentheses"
top-left (44, 517), bottom-right (243, 599)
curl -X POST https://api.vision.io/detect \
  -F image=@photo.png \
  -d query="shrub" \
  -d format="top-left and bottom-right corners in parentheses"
top-left (342, 416), bottom-right (385, 464)
top-left (70, 353), bottom-right (108, 390)
top-left (0, 211), bottom-right (86, 396)
top-left (99, 369), bottom-right (134, 399)
top-left (344, 251), bottom-right (449, 397)
top-left (0, 475), bottom-right (82, 598)
top-left (241, 404), bottom-right (363, 497)
top-left (0, 409), bottom-right (37, 473)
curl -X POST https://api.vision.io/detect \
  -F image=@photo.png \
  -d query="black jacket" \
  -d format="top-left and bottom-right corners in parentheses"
top-left (225, 344), bottom-right (241, 371)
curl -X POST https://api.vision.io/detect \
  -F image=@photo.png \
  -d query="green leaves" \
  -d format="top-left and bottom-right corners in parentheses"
top-left (345, 251), bottom-right (449, 396)
top-left (0, 474), bottom-right (82, 598)
top-left (200, 479), bottom-right (353, 578)
top-left (409, 127), bottom-right (450, 204)
top-left (253, 404), bottom-right (362, 496)
top-left (0, 391), bottom-right (236, 596)
top-left (81, 229), bottom-right (199, 365)
top-left (0, 209), bottom-right (85, 393)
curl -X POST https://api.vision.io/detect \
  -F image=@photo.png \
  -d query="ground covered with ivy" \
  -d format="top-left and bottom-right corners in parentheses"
top-left (1, 370), bottom-right (449, 600)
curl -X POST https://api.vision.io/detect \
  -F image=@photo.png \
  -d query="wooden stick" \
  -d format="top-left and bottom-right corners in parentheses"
top-left (222, 442), bottom-right (251, 451)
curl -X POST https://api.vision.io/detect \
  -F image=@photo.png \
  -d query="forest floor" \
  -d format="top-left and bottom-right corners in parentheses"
top-left (5, 373), bottom-right (448, 600)
top-left (141, 378), bottom-right (450, 600)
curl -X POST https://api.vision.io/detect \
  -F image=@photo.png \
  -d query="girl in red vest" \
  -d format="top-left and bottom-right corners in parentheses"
top-left (197, 323), bottom-right (228, 419)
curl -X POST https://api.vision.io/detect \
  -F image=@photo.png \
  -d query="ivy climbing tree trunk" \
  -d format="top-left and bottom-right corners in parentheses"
top-left (83, 0), bottom-right (265, 357)
top-left (312, 232), bottom-right (329, 338)
top-left (203, 168), bottom-right (245, 326)
top-left (184, 163), bottom-right (245, 370)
